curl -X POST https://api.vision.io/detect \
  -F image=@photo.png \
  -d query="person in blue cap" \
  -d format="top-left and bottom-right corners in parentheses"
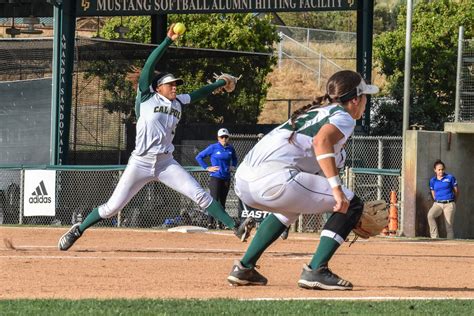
top-left (196, 128), bottom-right (240, 229)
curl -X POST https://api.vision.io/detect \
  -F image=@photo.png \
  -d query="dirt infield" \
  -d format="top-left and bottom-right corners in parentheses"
top-left (1, 226), bottom-right (473, 300)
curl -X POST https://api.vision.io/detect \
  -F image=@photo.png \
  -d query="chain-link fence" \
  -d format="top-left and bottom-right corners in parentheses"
top-left (0, 133), bottom-right (402, 233)
top-left (275, 26), bottom-right (356, 89)
top-left (348, 168), bottom-right (401, 236)
top-left (0, 166), bottom-right (400, 234)
top-left (179, 133), bottom-right (262, 167)
top-left (295, 167), bottom-right (401, 234)
top-left (345, 136), bottom-right (402, 170)
top-left (458, 39), bottom-right (474, 122)
top-left (0, 166), bottom-right (240, 228)
top-left (348, 168), bottom-right (401, 203)
top-left (182, 134), bottom-right (403, 171)
top-left (0, 168), bottom-right (22, 225)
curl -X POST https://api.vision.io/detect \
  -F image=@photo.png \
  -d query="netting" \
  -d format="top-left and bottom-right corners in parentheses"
top-left (0, 39), bottom-right (53, 165)
top-left (459, 39), bottom-right (474, 122)
top-left (0, 38), bottom-right (52, 80)
top-left (72, 37), bottom-right (272, 165)
top-left (0, 37), bottom-right (272, 165)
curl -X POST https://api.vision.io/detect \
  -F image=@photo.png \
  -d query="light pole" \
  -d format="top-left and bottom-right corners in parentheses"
top-left (400, 0), bottom-right (414, 236)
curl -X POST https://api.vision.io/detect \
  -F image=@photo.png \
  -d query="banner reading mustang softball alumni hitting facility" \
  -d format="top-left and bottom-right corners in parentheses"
top-left (77, 0), bottom-right (358, 16)
top-left (23, 170), bottom-right (57, 217)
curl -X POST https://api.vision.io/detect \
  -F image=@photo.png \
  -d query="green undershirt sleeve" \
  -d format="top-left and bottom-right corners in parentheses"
top-left (135, 37), bottom-right (173, 119)
top-left (188, 79), bottom-right (226, 103)
top-left (137, 37), bottom-right (173, 94)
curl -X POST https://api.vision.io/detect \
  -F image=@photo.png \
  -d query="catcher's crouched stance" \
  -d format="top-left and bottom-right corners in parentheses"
top-left (226, 70), bottom-right (382, 290)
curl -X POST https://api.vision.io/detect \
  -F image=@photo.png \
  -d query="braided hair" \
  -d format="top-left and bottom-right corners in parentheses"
top-left (288, 70), bottom-right (362, 144)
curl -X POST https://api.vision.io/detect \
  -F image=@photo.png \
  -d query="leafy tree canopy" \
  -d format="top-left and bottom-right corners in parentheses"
top-left (372, 0), bottom-right (473, 135)
top-left (86, 14), bottom-right (278, 125)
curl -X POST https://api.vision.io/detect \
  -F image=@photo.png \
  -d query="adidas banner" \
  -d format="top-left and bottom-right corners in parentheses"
top-left (23, 170), bottom-right (56, 216)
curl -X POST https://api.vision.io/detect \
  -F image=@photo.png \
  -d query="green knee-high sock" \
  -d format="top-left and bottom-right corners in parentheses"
top-left (205, 199), bottom-right (235, 229)
top-left (241, 214), bottom-right (287, 268)
top-left (309, 236), bottom-right (341, 269)
top-left (78, 208), bottom-right (103, 233)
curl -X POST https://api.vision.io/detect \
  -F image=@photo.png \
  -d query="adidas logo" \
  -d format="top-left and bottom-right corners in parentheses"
top-left (337, 279), bottom-right (351, 287)
top-left (29, 180), bottom-right (52, 204)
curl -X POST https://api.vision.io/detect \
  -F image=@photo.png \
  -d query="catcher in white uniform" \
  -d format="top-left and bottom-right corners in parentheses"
top-left (58, 24), bottom-right (253, 251)
top-left (227, 70), bottom-right (380, 290)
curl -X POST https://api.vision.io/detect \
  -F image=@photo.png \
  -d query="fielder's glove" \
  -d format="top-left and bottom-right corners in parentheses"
top-left (351, 200), bottom-right (388, 242)
top-left (209, 73), bottom-right (242, 94)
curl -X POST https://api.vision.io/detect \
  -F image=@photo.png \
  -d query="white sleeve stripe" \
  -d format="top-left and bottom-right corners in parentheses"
top-left (316, 153), bottom-right (336, 161)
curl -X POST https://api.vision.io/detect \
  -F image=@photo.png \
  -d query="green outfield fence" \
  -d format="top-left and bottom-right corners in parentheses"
top-left (0, 165), bottom-right (401, 234)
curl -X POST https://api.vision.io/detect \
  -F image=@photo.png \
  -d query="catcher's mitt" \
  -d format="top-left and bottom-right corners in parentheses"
top-left (209, 73), bottom-right (242, 94)
top-left (352, 200), bottom-right (388, 240)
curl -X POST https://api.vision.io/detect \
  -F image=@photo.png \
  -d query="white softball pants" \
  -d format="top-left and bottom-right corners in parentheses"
top-left (98, 154), bottom-right (212, 218)
top-left (234, 162), bottom-right (354, 226)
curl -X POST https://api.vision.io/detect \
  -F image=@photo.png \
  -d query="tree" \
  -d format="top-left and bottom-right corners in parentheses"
top-left (87, 14), bottom-right (278, 125)
top-left (372, 0), bottom-right (473, 135)
top-left (278, 11), bottom-right (357, 32)
top-left (373, 2), bottom-right (401, 34)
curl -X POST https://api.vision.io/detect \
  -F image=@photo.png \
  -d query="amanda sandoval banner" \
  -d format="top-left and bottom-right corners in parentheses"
top-left (77, 0), bottom-right (358, 16)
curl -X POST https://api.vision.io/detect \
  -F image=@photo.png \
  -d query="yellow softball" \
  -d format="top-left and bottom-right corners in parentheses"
top-left (173, 23), bottom-right (186, 35)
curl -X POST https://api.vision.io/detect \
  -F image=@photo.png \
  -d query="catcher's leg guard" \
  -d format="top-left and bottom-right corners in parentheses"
top-left (322, 196), bottom-right (364, 242)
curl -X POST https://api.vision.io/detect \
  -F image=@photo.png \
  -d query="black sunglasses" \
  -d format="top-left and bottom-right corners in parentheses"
top-left (219, 135), bottom-right (229, 139)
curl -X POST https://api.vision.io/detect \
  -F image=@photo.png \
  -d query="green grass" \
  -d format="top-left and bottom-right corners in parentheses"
top-left (0, 299), bottom-right (472, 315)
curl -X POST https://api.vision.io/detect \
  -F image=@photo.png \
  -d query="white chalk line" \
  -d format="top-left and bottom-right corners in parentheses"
top-left (0, 246), bottom-right (309, 260)
top-left (2, 245), bottom-right (242, 252)
top-left (2, 225), bottom-right (473, 245)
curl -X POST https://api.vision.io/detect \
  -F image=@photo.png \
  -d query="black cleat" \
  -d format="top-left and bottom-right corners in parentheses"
top-left (58, 223), bottom-right (82, 251)
top-left (298, 264), bottom-right (353, 290)
top-left (233, 217), bottom-right (256, 242)
top-left (227, 260), bottom-right (268, 286)
top-left (280, 226), bottom-right (290, 240)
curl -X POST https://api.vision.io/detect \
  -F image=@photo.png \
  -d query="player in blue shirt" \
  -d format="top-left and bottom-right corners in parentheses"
top-left (427, 159), bottom-right (459, 239)
top-left (196, 128), bottom-right (238, 229)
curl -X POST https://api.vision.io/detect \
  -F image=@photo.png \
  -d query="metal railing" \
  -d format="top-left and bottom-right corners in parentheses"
top-left (274, 26), bottom-right (356, 88)
top-left (277, 32), bottom-right (343, 88)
